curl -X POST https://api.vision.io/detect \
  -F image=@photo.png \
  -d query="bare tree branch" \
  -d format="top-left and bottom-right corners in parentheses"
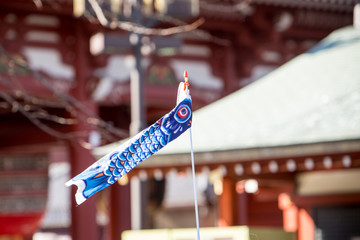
top-left (88, 0), bottom-right (205, 36)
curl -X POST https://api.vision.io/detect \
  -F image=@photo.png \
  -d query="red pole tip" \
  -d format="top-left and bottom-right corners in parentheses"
top-left (183, 71), bottom-right (189, 90)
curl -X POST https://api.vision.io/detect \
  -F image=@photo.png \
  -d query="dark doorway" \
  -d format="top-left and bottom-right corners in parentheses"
top-left (313, 205), bottom-right (360, 240)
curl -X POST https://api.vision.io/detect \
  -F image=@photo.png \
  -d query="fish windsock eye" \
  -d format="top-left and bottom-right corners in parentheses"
top-left (175, 104), bottom-right (191, 123)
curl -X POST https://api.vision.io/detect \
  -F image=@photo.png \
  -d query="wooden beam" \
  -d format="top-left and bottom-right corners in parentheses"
top-left (293, 193), bottom-right (360, 207)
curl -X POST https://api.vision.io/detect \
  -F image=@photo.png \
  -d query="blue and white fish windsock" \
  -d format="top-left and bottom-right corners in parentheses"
top-left (66, 76), bottom-right (192, 205)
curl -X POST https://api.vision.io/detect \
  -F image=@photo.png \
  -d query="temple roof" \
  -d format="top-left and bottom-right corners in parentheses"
top-left (163, 26), bottom-right (360, 153)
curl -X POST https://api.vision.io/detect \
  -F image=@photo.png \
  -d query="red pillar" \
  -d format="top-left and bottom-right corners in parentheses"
top-left (108, 184), bottom-right (131, 240)
top-left (69, 142), bottom-right (99, 240)
top-left (68, 20), bottom-right (99, 240)
top-left (235, 180), bottom-right (248, 226)
top-left (218, 177), bottom-right (236, 226)
top-left (236, 192), bottom-right (248, 226)
top-left (223, 46), bottom-right (238, 94)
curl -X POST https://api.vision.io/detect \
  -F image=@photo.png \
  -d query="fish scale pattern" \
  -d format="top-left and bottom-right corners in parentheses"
top-left (104, 120), bottom-right (170, 184)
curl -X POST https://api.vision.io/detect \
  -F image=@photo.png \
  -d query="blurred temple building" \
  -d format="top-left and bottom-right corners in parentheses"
top-left (0, 0), bottom-right (359, 240)
top-left (118, 24), bottom-right (360, 240)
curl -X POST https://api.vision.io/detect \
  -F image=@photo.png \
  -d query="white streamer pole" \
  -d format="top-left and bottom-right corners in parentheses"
top-left (190, 128), bottom-right (200, 240)
top-left (184, 71), bottom-right (200, 240)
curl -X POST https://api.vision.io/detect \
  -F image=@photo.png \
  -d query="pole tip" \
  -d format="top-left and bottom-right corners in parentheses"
top-left (183, 71), bottom-right (189, 90)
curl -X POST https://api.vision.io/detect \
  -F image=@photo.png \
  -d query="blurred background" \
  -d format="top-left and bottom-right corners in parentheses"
top-left (0, 0), bottom-right (360, 240)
